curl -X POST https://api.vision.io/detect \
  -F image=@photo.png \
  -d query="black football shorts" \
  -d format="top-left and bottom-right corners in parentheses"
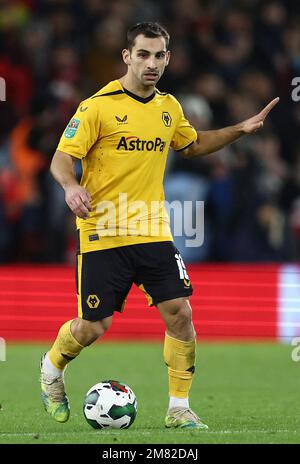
top-left (75, 241), bottom-right (193, 321)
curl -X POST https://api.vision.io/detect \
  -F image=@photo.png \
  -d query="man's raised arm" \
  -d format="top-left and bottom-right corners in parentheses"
top-left (182, 97), bottom-right (280, 158)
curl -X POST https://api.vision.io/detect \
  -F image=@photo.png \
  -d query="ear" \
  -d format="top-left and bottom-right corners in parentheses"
top-left (165, 50), bottom-right (171, 67)
top-left (122, 48), bottom-right (131, 66)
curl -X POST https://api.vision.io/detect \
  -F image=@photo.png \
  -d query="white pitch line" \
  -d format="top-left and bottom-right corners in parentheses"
top-left (0, 430), bottom-right (296, 437)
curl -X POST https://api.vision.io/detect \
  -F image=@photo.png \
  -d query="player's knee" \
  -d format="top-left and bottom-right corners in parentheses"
top-left (165, 303), bottom-right (193, 339)
top-left (174, 304), bottom-right (192, 327)
top-left (97, 317), bottom-right (113, 335)
top-left (71, 317), bottom-right (112, 346)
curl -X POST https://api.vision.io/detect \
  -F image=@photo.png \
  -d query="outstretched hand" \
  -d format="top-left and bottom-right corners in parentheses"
top-left (241, 97), bottom-right (280, 134)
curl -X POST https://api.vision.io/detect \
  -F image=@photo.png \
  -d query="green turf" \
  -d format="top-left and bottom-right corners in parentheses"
top-left (0, 342), bottom-right (299, 444)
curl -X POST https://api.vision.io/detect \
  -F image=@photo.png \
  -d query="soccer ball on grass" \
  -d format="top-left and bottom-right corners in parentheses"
top-left (83, 380), bottom-right (137, 429)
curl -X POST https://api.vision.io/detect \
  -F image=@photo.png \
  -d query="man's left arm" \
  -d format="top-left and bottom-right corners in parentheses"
top-left (182, 97), bottom-right (279, 158)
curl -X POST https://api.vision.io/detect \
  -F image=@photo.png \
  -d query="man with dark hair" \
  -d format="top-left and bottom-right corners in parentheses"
top-left (40, 21), bottom-right (278, 429)
top-left (126, 22), bottom-right (170, 50)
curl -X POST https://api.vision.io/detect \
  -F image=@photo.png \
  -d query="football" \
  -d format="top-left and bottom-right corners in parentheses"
top-left (83, 380), bottom-right (138, 429)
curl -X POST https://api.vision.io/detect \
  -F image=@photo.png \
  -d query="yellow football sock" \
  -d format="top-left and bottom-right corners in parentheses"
top-left (48, 320), bottom-right (84, 370)
top-left (163, 332), bottom-right (196, 399)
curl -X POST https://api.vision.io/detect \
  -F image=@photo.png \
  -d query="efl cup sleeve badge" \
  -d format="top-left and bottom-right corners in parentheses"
top-left (64, 118), bottom-right (81, 138)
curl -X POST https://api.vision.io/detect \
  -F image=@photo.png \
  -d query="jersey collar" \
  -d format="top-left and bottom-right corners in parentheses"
top-left (122, 86), bottom-right (156, 104)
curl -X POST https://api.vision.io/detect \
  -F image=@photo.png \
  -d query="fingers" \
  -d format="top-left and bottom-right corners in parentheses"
top-left (66, 188), bottom-right (92, 219)
top-left (79, 192), bottom-right (92, 212)
top-left (259, 97), bottom-right (280, 119)
top-left (242, 97), bottom-right (279, 133)
top-left (249, 121), bottom-right (264, 133)
top-left (69, 197), bottom-right (90, 219)
top-left (255, 121), bottom-right (264, 130)
top-left (84, 190), bottom-right (92, 203)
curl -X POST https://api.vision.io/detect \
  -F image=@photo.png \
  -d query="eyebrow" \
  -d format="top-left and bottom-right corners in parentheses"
top-left (136, 49), bottom-right (166, 53)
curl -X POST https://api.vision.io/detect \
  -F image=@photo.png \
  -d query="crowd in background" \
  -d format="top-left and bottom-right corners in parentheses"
top-left (1, 0), bottom-right (300, 263)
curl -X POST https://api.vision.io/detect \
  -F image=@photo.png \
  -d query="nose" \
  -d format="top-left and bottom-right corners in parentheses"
top-left (147, 56), bottom-right (157, 70)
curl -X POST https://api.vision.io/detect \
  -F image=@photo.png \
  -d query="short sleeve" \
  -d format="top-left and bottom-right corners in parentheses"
top-left (57, 101), bottom-right (101, 159)
top-left (170, 102), bottom-right (197, 152)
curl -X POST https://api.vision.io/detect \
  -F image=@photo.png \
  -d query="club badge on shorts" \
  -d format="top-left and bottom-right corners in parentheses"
top-left (64, 118), bottom-right (80, 138)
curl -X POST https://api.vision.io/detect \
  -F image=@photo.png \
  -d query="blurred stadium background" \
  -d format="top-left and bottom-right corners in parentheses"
top-left (1, 0), bottom-right (300, 343)
top-left (1, 0), bottom-right (300, 445)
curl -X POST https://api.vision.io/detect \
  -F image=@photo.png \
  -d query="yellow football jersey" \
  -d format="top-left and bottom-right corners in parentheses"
top-left (57, 79), bottom-right (197, 253)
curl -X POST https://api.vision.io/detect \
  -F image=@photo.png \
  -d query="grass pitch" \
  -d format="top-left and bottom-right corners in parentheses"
top-left (0, 342), bottom-right (299, 444)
